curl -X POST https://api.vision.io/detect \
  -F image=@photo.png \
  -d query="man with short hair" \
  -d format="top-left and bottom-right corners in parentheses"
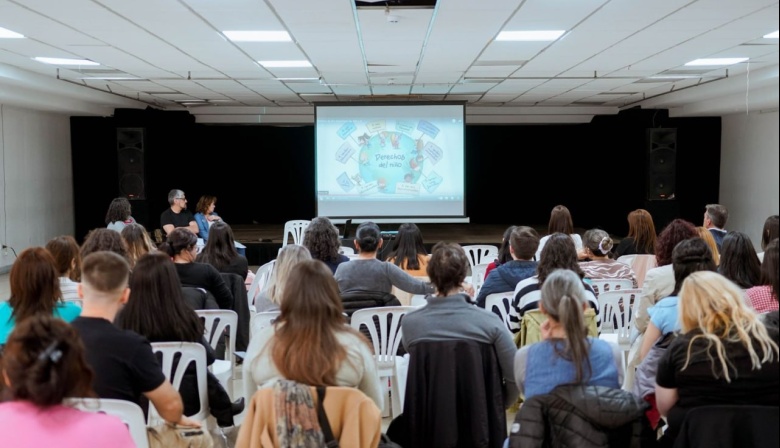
top-left (71, 251), bottom-right (200, 427)
top-left (476, 226), bottom-right (540, 308)
top-left (161, 189), bottom-right (198, 236)
top-left (704, 203), bottom-right (729, 252)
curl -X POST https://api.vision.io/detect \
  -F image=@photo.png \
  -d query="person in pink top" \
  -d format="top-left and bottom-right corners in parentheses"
top-left (0, 315), bottom-right (135, 448)
top-left (746, 238), bottom-right (779, 313)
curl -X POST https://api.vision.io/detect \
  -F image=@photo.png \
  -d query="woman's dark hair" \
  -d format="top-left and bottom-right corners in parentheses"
top-left (2, 315), bottom-right (94, 406)
top-left (159, 227), bottom-right (198, 258)
top-left (9, 247), bottom-right (62, 323)
top-left (537, 233), bottom-right (584, 284)
top-left (548, 205), bottom-right (574, 235)
top-left (655, 219), bottom-right (698, 267)
top-left (671, 237), bottom-right (718, 295)
top-left (494, 225), bottom-right (517, 265)
top-left (388, 223), bottom-right (428, 270)
top-left (104, 197), bottom-right (131, 224)
top-left (759, 238), bottom-right (779, 301)
top-left (195, 195), bottom-right (217, 216)
top-left (196, 221), bottom-right (240, 270)
top-left (80, 228), bottom-right (129, 262)
top-left (762, 215), bottom-right (780, 251)
top-left (719, 231), bottom-right (761, 289)
top-left (427, 242), bottom-right (469, 295)
top-left (116, 252), bottom-right (203, 342)
top-left (303, 216), bottom-right (342, 264)
top-left (45, 235), bottom-right (81, 282)
top-left (354, 221), bottom-right (382, 253)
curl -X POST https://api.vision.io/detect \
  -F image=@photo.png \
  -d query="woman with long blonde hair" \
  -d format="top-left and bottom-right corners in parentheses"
top-left (695, 226), bottom-right (720, 265)
top-left (655, 271), bottom-right (779, 446)
top-left (253, 244), bottom-right (311, 312)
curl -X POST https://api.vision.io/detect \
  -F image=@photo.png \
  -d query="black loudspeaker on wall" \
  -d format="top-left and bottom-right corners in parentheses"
top-left (117, 128), bottom-right (145, 200)
top-left (646, 128), bottom-right (677, 201)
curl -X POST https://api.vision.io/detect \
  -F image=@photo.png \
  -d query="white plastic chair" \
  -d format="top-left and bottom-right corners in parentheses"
top-left (282, 220), bottom-right (310, 247)
top-left (339, 246), bottom-right (355, 255)
top-left (247, 259), bottom-right (275, 312)
top-left (350, 306), bottom-right (416, 419)
top-left (484, 292), bottom-right (513, 331)
top-left (471, 263), bottom-right (490, 297)
top-left (588, 278), bottom-right (635, 296)
top-left (410, 294), bottom-right (427, 307)
top-left (250, 310), bottom-right (281, 338)
top-left (461, 244), bottom-right (498, 268)
top-left (149, 342), bottom-right (209, 426)
top-left (195, 309), bottom-right (238, 399)
top-left (68, 398), bottom-right (150, 448)
top-left (598, 288), bottom-right (643, 374)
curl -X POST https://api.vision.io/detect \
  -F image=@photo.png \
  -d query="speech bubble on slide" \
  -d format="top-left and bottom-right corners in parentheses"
top-left (359, 180), bottom-right (378, 195)
top-left (335, 142), bottom-right (355, 164)
top-left (337, 122), bottom-right (356, 140)
top-left (366, 121), bottom-right (386, 133)
top-left (337, 172), bottom-right (354, 192)
top-left (396, 121), bottom-right (414, 134)
top-left (422, 171), bottom-right (443, 193)
top-left (396, 182), bottom-right (420, 196)
top-left (417, 120), bottom-right (440, 138)
top-left (423, 141), bottom-right (443, 164)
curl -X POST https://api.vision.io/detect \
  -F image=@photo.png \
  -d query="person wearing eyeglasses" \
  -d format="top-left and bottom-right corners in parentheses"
top-left (160, 189), bottom-right (198, 237)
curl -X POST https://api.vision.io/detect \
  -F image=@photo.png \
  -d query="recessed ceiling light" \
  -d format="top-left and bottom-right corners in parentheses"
top-left (764, 30), bottom-right (779, 39)
top-left (495, 30), bottom-right (566, 41)
top-left (34, 57), bottom-right (99, 66)
top-left (685, 58), bottom-right (748, 66)
top-left (81, 76), bottom-right (141, 80)
top-left (258, 60), bottom-right (312, 68)
top-left (0, 27), bottom-right (24, 39)
top-left (222, 30), bottom-right (292, 42)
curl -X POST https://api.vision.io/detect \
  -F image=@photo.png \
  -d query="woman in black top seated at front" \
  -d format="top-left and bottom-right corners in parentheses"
top-left (116, 252), bottom-right (244, 427)
top-left (160, 228), bottom-right (233, 309)
top-left (196, 221), bottom-right (250, 281)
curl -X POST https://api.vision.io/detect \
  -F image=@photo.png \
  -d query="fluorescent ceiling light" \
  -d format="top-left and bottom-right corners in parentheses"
top-left (258, 60), bottom-right (312, 68)
top-left (685, 57), bottom-right (748, 66)
top-left (81, 76), bottom-right (141, 80)
top-left (0, 27), bottom-right (24, 38)
top-left (649, 74), bottom-right (702, 79)
top-left (764, 30), bottom-right (779, 39)
top-left (496, 30), bottom-right (565, 41)
top-left (34, 57), bottom-right (99, 66)
top-left (222, 30), bottom-right (291, 42)
top-left (275, 77), bottom-right (320, 81)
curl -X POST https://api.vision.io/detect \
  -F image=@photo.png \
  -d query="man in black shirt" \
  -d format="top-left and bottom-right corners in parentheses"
top-left (71, 251), bottom-right (200, 427)
top-left (161, 189), bottom-right (198, 237)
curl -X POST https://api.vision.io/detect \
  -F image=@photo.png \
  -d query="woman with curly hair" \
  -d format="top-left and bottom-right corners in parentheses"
top-left (79, 228), bottom-right (130, 263)
top-left (104, 197), bottom-right (135, 232)
top-left (303, 216), bottom-right (349, 274)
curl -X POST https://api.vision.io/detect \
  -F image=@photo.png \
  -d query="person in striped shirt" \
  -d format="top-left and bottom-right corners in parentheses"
top-left (579, 228), bottom-right (638, 289)
top-left (45, 235), bottom-right (82, 302)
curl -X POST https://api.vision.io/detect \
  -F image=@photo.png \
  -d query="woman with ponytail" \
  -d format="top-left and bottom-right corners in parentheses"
top-left (0, 314), bottom-right (135, 447)
top-left (513, 269), bottom-right (624, 399)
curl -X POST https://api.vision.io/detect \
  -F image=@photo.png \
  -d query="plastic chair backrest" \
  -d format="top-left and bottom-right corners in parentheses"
top-left (149, 342), bottom-right (209, 425)
top-left (350, 306), bottom-right (414, 368)
top-left (282, 220), bottom-right (310, 247)
top-left (589, 278), bottom-right (635, 296)
top-left (598, 288), bottom-right (642, 338)
top-left (485, 292), bottom-right (513, 331)
top-left (339, 246), bottom-right (355, 255)
top-left (461, 245), bottom-right (499, 268)
top-left (617, 254), bottom-right (657, 288)
top-left (247, 259), bottom-right (275, 309)
top-left (250, 310), bottom-right (281, 338)
top-left (471, 263), bottom-right (490, 296)
top-left (68, 398), bottom-right (150, 448)
top-left (195, 309), bottom-right (238, 360)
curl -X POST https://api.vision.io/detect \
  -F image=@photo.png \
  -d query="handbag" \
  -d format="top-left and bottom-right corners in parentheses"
top-left (147, 422), bottom-right (214, 448)
top-left (315, 387), bottom-right (402, 448)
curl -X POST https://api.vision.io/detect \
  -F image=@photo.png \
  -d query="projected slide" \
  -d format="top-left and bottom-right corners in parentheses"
top-left (315, 104), bottom-right (465, 220)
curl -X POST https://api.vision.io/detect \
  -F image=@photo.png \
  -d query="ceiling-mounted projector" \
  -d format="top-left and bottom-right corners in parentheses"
top-left (386, 14), bottom-right (400, 23)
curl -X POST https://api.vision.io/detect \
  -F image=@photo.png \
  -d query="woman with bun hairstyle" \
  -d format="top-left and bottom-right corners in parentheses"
top-left (579, 228), bottom-right (638, 288)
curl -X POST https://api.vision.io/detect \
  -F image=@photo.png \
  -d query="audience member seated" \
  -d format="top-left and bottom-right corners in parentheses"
top-left (116, 252), bottom-right (244, 427)
top-left (243, 259), bottom-right (384, 408)
top-left (160, 189), bottom-right (198, 236)
top-left (80, 227), bottom-right (130, 262)
top-left (758, 215), bottom-right (779, 262)
top-left (196, 221), bottom-right (250, 281)
top-left (746, 238), bottom-right (779, 313)
top-left (614, 208), bottom-right (657, 257)
top-left (655, 271), bottom-right (779, 447)
top-left (120, 222), bottom-right (157, 268)
top-left (254, 244), bottom-right (312, 313)
top-left (160, 228), bottom-right (233, 309)
top-left (193, 194), bottom-right (221, 242)
top-left (695, 226), bottom-right (720, 265)
top-left (476, 226), bottom-right (539, 308)
top-left (0, 247), bottom-right (80, 344)
top-left (718, 230), bottom-right (761, 289)
top-left (0, 315), bottom-right (136, 448)
top-left (579, 228), bottom-right (638, 289)
top-left (638, 237), bottom-right (717, 362)
top-left (303, 216), bottom-right (349, 274)
top-left (535, 205), bottom-right (583, 261)
top-left (45, 235), bottom-right (82, 301)
top-left (514, 269), bottom-right (623, 400)
top-left (484, 225), bottom-right (517, 280)
top-left (703, 203), bottom-right (729, 252)
top-left (397, 242), bottom-right (519, 448)
top-left (511, 233), bottom-right (598, 332)
top-left (105, 196), bottom-right (136, 232)
top-left (70, 251), bottom-right (200, 428)
top-left (385, 222), bottom-right (431, 277)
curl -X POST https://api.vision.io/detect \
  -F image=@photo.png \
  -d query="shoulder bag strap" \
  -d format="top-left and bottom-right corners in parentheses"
top-left (316, 386), bottom-right (339, 448)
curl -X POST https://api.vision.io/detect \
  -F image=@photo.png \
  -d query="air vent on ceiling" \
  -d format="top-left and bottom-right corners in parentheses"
top-left (355, 0), bottom-right (436, 9)
top-left (368, 71), bottom-right (416, 77)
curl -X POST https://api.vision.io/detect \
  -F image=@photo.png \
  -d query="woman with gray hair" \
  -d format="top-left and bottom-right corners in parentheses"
top-left (579, 228), bottom-right (638, 288)
top-left (513, 269), bottom-right (624, 400)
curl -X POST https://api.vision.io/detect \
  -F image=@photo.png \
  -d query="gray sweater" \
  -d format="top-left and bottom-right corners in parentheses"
top-left (401, 294), bottom-right (520, 407)
top-left (334, 258), bottom-right (434, 295)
